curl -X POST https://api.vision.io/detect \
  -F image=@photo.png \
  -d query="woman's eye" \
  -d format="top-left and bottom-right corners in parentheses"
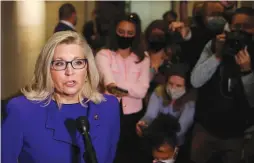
top-left (54, 61), bottom-right (65, 66)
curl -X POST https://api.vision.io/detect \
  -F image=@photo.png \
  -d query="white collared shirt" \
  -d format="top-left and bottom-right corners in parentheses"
top-left (60, 20), bottom-right (75, 30)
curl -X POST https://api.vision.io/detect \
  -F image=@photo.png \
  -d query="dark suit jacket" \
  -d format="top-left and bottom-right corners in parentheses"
top-left (54, 22), bottom-right (76, 33)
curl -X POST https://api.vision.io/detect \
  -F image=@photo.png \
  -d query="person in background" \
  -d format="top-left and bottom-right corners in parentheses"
top-left (144, 20), bottom-right (168, 81)
top-left (163, 10), bottom-right (178, 24)
top-left (169, 1), bottom-right (237, 70)
top-left (54, 3), bottom-right (77, 33)
top-left (2, 31), bottom-right (120, 163)
top-left (191, 2), bottom-right (204, 27)
top-left (137, 63), bottom-right (195, 147)
top-left (143, 20), bottom-right (169, 109)
top-left (82, 9), bottom-right (108, 54)
top-left (143, 113), bottom-right (181, 163)
top-left (95, 13), bottom-right (150, 163)
top-left (190, 7), bottom-right (254, 163)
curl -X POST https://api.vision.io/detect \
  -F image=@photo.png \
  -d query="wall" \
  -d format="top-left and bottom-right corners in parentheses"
top-left (130, 1), bottom-right (171, 31)
top-left (1, 1), bottom-right (46, 99)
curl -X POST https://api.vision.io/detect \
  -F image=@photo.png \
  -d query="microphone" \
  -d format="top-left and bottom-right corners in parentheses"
top-left (76, 116), bottom-right (98, 163)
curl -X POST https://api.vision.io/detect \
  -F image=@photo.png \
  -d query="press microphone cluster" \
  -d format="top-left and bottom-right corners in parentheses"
top-left (76, 116), bottom-right (98, 163)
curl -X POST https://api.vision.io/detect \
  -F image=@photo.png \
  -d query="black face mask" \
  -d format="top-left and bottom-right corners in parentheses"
top-left (148, 34), bottom-right (166, 52)
top-left (116, 35), bottom-right (134, 49)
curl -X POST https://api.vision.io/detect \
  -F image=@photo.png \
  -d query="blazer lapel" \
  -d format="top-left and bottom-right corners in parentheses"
top-left (45, 101), bottom-right (79, 147)
top-left (45, 100), bottom-right (102, 148)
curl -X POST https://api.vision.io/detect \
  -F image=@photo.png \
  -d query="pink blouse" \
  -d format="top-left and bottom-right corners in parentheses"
top-left (95, 49), bottom-right (150, 115)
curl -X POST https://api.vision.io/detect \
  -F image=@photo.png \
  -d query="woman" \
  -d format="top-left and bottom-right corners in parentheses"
top-left (2, 31), bottom-right (120, 163)
top-left (143, 113), bottom-right (181, 163)
top-left (95, 13), bottom-right (150, 163)
top-left (143, 20), bottom-right (171, 107)
top-left (137, 63), bottom-right (195, 146)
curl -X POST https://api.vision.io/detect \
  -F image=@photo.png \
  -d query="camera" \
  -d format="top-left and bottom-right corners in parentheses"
top-left (166, 30), bottom-right (184, 45)
top-left (222, 29), bottom-right (253, 57)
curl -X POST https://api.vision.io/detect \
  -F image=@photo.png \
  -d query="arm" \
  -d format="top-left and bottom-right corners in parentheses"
top-left (107, 96), bottom-right (120, 162)
top-left (2, 100), bottom-right (23, 163)
top-left (95, 50), bottom-right (116, 86)
top-left (241, 72), bottom-right (254, 108)
top-left (141, 92), bottom-right (161, 125)
top-left (177, 101), bottom-right (195, 138)
top-left (191, 40), bottom-right (221, 88)
top-left (125, 57), bottom-right (150, 99)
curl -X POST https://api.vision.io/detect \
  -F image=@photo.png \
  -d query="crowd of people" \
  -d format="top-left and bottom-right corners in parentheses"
top-left (2, 1), bottom-right (254, 163)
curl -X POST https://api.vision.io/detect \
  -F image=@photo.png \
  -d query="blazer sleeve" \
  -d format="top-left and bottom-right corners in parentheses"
top-left (107, 96), bottom-right (120, 162)
top-left (95, 49), bottom-right (116, 86)
top-left (2, 100), bottom-right (24, 163)
top-left (125, 56), bottom-right (150, 99)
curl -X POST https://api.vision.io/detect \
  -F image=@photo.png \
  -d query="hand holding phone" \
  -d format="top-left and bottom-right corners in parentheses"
top-left (107, 84), bottom-right (128, 97)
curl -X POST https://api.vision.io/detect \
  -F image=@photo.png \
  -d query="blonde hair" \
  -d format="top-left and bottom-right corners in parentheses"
top-left (21, 31), bottom-right (105, 107)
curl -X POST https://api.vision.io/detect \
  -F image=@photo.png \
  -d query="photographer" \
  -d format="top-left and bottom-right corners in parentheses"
top-left (169, 1), bottom-right (237, 70)
top-left (190, 7), bottom-right (254, 163)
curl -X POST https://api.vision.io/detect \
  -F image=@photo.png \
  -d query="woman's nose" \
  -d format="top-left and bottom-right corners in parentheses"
top-left (65, 63), bottom-right (74, 75)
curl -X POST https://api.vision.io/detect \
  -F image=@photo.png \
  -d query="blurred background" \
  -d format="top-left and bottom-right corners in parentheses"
top-left (1, 1), bottom-right (254, 100)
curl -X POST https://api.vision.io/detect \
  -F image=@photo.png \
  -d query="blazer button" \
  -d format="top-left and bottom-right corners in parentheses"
top-left (123, 104), bottom-right (127, 107)
top-left (94, 114), bottom-right (99, 120)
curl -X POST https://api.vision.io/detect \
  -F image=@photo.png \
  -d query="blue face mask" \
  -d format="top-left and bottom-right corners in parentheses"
top-left (206, 16), bottom-right (227, 34)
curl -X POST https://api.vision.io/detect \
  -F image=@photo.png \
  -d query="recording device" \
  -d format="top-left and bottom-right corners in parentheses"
top-left (139, 124), bottom-right (148, 135)
top-left (76, 116), bottom-right (98, 163)
top-left (166, 30), bottom-right (184, 45)
top-left (110, 86), bottom-right (128, 95)
top-left (223, 28), bottom-right (254, 57)
top-left (165, 27), bottom-right (184, 64)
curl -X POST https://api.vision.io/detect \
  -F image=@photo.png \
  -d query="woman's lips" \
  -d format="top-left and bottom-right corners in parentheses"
top-left (65, 80), bottom-right (76, 87)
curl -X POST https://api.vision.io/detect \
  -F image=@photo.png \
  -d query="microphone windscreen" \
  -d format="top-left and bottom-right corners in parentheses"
top-left (76, 116), bottom-right (90, 132)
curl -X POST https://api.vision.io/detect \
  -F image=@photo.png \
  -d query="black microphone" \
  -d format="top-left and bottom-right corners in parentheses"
top-left (76, 116), bottom-right (98, 163)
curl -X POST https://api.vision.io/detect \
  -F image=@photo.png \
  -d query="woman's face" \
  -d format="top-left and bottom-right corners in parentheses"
top-left (167, 75), bottom-right (185, 90)
top-left (152, 143), bottom-right (175, 162)
top-left (50, 43), bottom-right (87, 102)
top-left (116, 20), bottom-right (136, 37)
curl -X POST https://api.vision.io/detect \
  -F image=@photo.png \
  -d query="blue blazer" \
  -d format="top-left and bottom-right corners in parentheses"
top-left (1, 95), bottom-right (120, 163)
top-left (54, 22), bottom-right (76, 33)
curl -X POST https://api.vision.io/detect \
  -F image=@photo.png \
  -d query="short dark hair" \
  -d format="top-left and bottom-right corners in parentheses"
top-left (59, 3), bottom-right (76, 20)
top-left (144, 19), bottom-right (167, 43)
top-left (105, 13), bottom-right (145, 63)
top-left (232, 7), bottom-right (254, 24)
top-left (143, 113), bottom-right (180, 151)
top-left (163, 10), bottom-right (178, 21)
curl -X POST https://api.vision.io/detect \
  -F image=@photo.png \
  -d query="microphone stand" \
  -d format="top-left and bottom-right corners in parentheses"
top-left (81, 130), bottom-right (98, 163)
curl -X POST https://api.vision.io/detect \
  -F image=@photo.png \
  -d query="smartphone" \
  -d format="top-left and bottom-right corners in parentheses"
top-left (113, 86), bottom-right (128, 94)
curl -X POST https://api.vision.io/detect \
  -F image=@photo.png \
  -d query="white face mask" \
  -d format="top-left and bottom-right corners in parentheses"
top-left (166, 87), bottom-right (186, 100)
top-left (154, 159), bottom-right (175, 163)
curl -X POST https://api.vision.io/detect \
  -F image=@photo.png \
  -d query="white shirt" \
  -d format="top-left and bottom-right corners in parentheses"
top-left (60, 20), bottom-right (75, 30)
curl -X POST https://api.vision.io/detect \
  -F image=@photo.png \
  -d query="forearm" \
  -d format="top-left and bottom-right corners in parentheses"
top-left (177, 103), bottom-right (195, 137)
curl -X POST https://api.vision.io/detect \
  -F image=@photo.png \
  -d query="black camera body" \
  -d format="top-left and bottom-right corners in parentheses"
top-left (223, 29), bottom-right (253, 57)
top-left (166, 30), bottom-right (184, 45)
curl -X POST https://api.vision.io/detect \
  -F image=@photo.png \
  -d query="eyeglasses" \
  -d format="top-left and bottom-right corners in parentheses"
top-left (51, 59), bottom-right (88, 71)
